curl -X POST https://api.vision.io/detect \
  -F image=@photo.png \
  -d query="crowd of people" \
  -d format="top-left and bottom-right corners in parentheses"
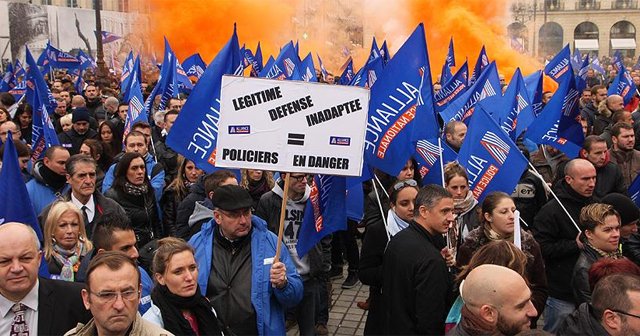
top-left (0, 52), bottom-right (639, 336)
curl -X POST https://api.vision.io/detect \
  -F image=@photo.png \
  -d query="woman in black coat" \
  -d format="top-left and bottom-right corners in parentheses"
top-left (105, 152), bottom-right (161, 248)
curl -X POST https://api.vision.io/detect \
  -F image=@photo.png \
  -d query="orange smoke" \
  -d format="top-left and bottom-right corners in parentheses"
top-left (139, 0), bottom-right (555, 90)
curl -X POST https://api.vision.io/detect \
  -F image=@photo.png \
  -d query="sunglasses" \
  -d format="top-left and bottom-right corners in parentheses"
top-left (393, 179), bottom-right (418, 191)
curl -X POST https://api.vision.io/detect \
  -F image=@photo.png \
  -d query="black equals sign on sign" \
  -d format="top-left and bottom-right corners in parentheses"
top-left (287, 133), bottom-right (305, 146)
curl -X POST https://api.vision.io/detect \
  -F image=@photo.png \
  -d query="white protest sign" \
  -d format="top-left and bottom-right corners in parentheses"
top-left (215, 76), bottom-right (369, 176)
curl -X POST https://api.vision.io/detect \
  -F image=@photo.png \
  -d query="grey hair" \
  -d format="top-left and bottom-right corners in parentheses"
top-left (413, 185), bottom-right (452, 216)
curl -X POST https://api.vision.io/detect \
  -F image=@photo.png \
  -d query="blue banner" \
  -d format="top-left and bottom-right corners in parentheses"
top-left (297, 175), bottom-right (347, 258)
top-left (629, 174), bottom-right (640, 208)
top-left (183, 53), bottom-right (206, 79)
top-left (526, 70), bottom-right (584, 158)
top-left (337, 57), bottom-right (355, 85)
top-left (415, 139), bottom-right (458, 185)
top-left (300, 52), bottom-right (317, 82)
top-left (434, 60), bottom-right (469, 112)
top-left (260, 41), bottom-right (302, 80)
top-left (317, 53), bottom-right (329, 81)
top-left (544, 45), bottom-right (571, 83)
top-left (608, 64), bottom-right (637, 105)
top-left (469, 46), bottom-right (489, 85)
top-left (165, 25), bottom-right (243, 173)
top-left (487, 68), bottom-right (533, 140)
top-left (43, 42), bottom-right (81, 70)
top-left (380, 40), bottom-right (391, 66)
top-left (439, 61), bottom-right (500, 125)
top-left (457, 105), bottom-right (528, 202)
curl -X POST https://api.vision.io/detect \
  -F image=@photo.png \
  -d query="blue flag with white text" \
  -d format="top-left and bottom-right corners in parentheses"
top-left (487, 68), bottom-right (533, 139)
top-left (523, 70), bottom-right (544, 118)
top-left (183, 53), bottom-right (206, 79)
top-left (297, 175), bottom-right (347, 258)
top-left (43, 42), bottom-right (81, 70)
top-left (317, 53), bottom-right (329, 81)
top-left (434, 60), bottom-right (469, 112)
top-left (380, 40), bottom-right (391, 66)
top-left (97, 30), bottom-right (121, 44)
top-left (526, 69), bottom-right (584, 158)
top-left (77, 50), bottom-right (96, 71)
top-left (608, 64), bottom-right (636, 105)
top-left (300, 53), bottom-right (318, 82)
top-left (0, 63), bottom-right (13, 92)
top-left (629, 174), bottom-right (640, 208)
top-left (612, 50), bottom-right (623, 72)
top-left (337, 57), bottom-right (355, 85)
top-left (576, 54), bottom-right (590, 92)
top-left (544, 45), bottom-right (572, 83)
top-left (591, 57), bottom-right (606, 75)
top-left (469, 46), bottom-right (489, 85)
top-left (415, 139), bottom-right (458, 185)
top-left (261, 41), bottom-right (302, 80)
top-left (165, 25), bottom-right (243, 173)
top-left (457, 105), bottom-right (528, 202)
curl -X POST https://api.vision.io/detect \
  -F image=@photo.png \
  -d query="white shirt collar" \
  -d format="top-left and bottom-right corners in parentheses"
top-left (0, 279), bottom-right (39, 317)
top-left (71, 193), bottom-right (95, 215)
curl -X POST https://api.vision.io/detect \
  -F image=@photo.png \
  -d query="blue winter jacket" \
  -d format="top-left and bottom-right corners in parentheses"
top-left (101, 153), bottom-right (165, 203)
top-left (26, 161), bottom-right (70, 216)
top-left (189, 215), bottom-right (303, 336)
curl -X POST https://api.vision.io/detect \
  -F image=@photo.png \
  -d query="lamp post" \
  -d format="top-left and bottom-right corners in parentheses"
top-left (94, 0), bottom-right (108, 86)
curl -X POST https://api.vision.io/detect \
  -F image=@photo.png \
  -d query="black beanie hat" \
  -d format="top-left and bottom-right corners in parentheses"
top-left (601, 193), bottom-right (640, 226)
top-left (72, 107), bottom-right (91, 124)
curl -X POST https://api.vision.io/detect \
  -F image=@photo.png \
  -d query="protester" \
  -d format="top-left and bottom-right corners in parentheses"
top-left (160, 155), bottom-right (204, 237)
top-left (154, 109), bottom-right (179, 183)
top-left (601, 193), bottom-right (640, 265)
top-left (533, 158), bottom-right (597, 332)
top-left (26, 145), bottom-right (70, 215)
top-left (610, 122), bottom-right (640, 187)
top-left (382, 185), bottom-right (453, 335)
top-left (0, 222), bottom-right (92, 335)
top-left (457, 192), bottom-right (547, 324)
top-left (79, 139), bottom-right (109, 189)
top-left (572, 203), bottom-right (623, 305)
top-left (594, 94), bottom-right (624, 136)
top-left (43, 201), bottom-right (93, 281)
top-left (444, 162), bottom-right (481, 250)
top-left (359, 179), bottom-right (418, 335)
top-left (0, 106), bottom-right (12, 126)
top-left (104, 152), bottom-right (161, 247)
top-left (142, 237), bottom-right (225, 335)
top-left (0, 138), bottom-right (32, 182)
top-left (60, 113), bottom-right (73, 133)
top-left (581, 85), bottom-right (607, 135)
top-left (13, 104), bottom-right (32, 145)
top-left (444, 120), bottom-right (467, 152)
top-left (588, 257), bottom-right (640, 291)
top-left (557, 273), bottom-right (640, 335)
top-left (58, 107), bottom-right (98, 155)
top-left (189, 184), bottom-right (303, 335)
top-left (98, 120), bottom-right (122, 158)
top-left (255, 172), bottom-right (329, 335)
top-left (240, 169), bottom-right (275, 210)
top-left (0, 120), bottom-right (21, 143)
top-left (67, 251), bottom-right (172, 335)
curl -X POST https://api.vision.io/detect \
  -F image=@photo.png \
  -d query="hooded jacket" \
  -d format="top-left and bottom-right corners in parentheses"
top-left (556, 303), bottom-right (609, 336)
top-left (189, 216), bottom-right (303, 336)
top-left (175, 176), bottom-right (207, 239)
top-left (593, 101), bottom-right (615, 136)
top-left (532, 180), bottom-right (597, 302)
top-left (255, 180), bottom-right (331, 278)
top-left (26, 160), bottom-right (70, 216)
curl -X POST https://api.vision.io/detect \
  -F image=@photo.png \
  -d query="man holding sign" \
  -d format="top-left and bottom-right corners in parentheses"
top-left (189, 185), bottom-right (303, 335)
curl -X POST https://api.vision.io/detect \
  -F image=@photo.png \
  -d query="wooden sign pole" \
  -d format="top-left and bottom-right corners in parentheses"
top-left (274, 173), bottom-right (292, 263)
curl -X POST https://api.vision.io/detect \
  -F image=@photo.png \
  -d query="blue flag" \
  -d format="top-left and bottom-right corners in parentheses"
top-left (36, 51), bottom-right (49, 75)
top-left (608, 64), bottom-right (637, 105)
top-left (346, 183), bottom-right (364, 222)
top-left (486, 68), bottom-right (533, 140)
top-left (434, 60), bottom-right (469, 112)
top-left (526, 69), bottom-right (584, 158)
top-left (469, 46), bottom-right (489, 85)
top-left (300, 52), bottom-right (317, 82)
top-left (175, 57), bottom-right (194, 94)
top-left (183, 53), bottom-right (206, 79)
top-left (260, 56), bottom-right (275, 77)
top-left (317, 53), bottom-right (329, 81)
top-left (165, 25), bottom-right (243, 173)
top-left (0, 63), bottom-right (14, 92)
top-left (0, 132), bottom-right (43, 240)
top-left (97, 30), bottom-right (121, 44)
top-left (575, 53), bottom-right (590, 92)
top-left (77, 50), bottom-right (96, 71)
top-left (120, 52), bottom-right (135, 93)
top-left (523, 70), bottom-right (544, 118)
top-left (457, 105), bottom-right (528, 202)
top-left (629, 174), bottom-right (640, 208)
top-left (25, 47), bottom-right (59, 161)
top-left (365, 23), bottom-right (436, 176)
top-left (415, 139), bottom-right (458, 185)
top-left (544, 45), bottom-right (572, 83)
top-left (369, 37), bottom-right (381, 62)
top-left (571, 48), bottom-right (582, 72)
top-left (380, 40), bottom-right (391, 66)
top-left (612, 50), bottom-right (624, 72)
top-left (446, 37), bottom-right (456, 67)
top-left (43, 42), bottom-right (81, 70)
top-left (440, 61), bottom-right (453, 85)
top-left (260, 41), bottom-right (302, 80)
top-left (337, 57), bottom-right (355, 85)
top-left (439, 61), bottom-right (501, 125)
top-left (145, 38), bottom-right (179, 112)
top-left (591, 56), bottom-right (606, 75)
top-left (123, 80), bottom-right (147, 141)
top-left (297, 175), bottom-right (347, 258)
top-left (633, 56), bottom-right (640, 71)
top-left (74, 71), bottom-right (85, 94)
top-left (350, 55), bottom-right (383, 88)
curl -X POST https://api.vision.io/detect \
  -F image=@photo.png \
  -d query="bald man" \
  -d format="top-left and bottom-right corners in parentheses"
top-left (533, 158), bottom-right (597, 332)
top-left (448, 265), bottom-right (537, 335)
top-left (594, 94), bottom-right (625, 136)
top-left (0, 223), bottom-right (90, 335)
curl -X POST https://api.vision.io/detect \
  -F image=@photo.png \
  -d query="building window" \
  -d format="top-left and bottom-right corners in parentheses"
top-left (574, 21), bottom-right (599, 40)
top-left (67, 0), bottom-right (78, 8)
top-left (119, 0), bottom-right (129, 12)
top-left (539, 22), bottom-right (564, 56)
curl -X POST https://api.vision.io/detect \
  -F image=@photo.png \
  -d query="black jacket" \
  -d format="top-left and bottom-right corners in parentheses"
top-left (154, 139), bottom-right (178, 185)
top-left (382, 221), bottom-right (451, 335)
top-left (37, 277), bottom-right (93, 335)
top-left (555, 160), bottom-right (627, 199)
top-left (581, 103), bottom-right (598, 135)
top-left (623, 233), bottom-right (640, 265)
top-left (58, 128), bottom-right (98, 155)
top-left (175, 176), bottom-right (207, 239)
top-left (358, 218), bottom-right (387, 335)
top-left (512, 170), bottom-right (548, 229)
top-left (571, 240), bottom-right (601, 305)
top-left (105, 186), bottom-right (161, 247)
top-left (532, 180), bottom-right (596, 302)
top-left (556, 302), bottom-right (609, 336)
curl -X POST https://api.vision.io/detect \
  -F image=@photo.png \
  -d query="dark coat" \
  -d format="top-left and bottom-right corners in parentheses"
top-left (154, 139), bottom-right (178, 185)
top-left (623, 233), bottom-right (640, 265)
top-left (175, 176), bottom-right (207, 240)
top-left (571, 241), bottom-right (602, 305)
top-left (382, 221), bottom-right (452, 335)
top-left (358, 218), bottom-right (388, 335)
top-left (512, 170), bottom-right (548, 229)
top-left (556, 302), bottom-right (609, 336)
top-left (58, 128), bottom-right (98, 155)
top-left (457, 227), bottom-right (548, 323)
top-left (555, 159), bottom-right (627, 199)
top-left (532, 181), bottom-right (596, 302)
top-left (37, 277), bottom-right (93, 335)
top-left (104, 186), bottom-right (161, 247)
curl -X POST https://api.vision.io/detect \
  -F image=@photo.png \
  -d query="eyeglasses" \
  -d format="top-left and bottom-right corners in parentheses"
top-left (219, 209), bottom-right (252, 220)
top-left (289, 174), bottom-right (308, 182)
top-left (610, 308), bottom-right (640, 320)
top-left (393, 179), bottom-right (418, 191)
top-left (90, 289), bottom-right (139, 303)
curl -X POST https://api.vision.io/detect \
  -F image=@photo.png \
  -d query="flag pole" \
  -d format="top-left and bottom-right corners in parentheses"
top-left (527, 161), bottom-right (582, 232)
top-left (438, 137), bottom-right (446, 187)
top-left (274, 173), bottom-right (292, 263)
top-left (371, 176), bottom-right (391, 243)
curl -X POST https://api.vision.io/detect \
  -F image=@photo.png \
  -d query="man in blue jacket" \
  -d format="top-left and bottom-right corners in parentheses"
top-left (190, 185), bottom-right (303, 336)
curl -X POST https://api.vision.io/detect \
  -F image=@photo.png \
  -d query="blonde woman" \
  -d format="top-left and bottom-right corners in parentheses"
top-left (43, 201), bottom-right (93, 281)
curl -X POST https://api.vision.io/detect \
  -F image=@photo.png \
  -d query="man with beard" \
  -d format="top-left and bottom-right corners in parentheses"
top-left (58, 107), bottom-right (98, 155)
top-left (581, 85), bottom-right (607, 135)
top-left (568, 136), bottom-right (626, 198)
top-left (610, 122), bottom-right (640, 187)
top-left (447, 264), bottom-right (538, 336)
top-left (83, 84), bottom-right (105, 120)
top-left (557, 274), bottom-right (640, 335)
top-left (382, 185), bottom-right (453, 335)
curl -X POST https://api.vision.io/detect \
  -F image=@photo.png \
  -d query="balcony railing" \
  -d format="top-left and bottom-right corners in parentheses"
top-left (545, 1), bottom-right (566, 10)
top-left (612, 0), bottom-right (638, 9)
top-left (575, 0), bottom-right (601, 9)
